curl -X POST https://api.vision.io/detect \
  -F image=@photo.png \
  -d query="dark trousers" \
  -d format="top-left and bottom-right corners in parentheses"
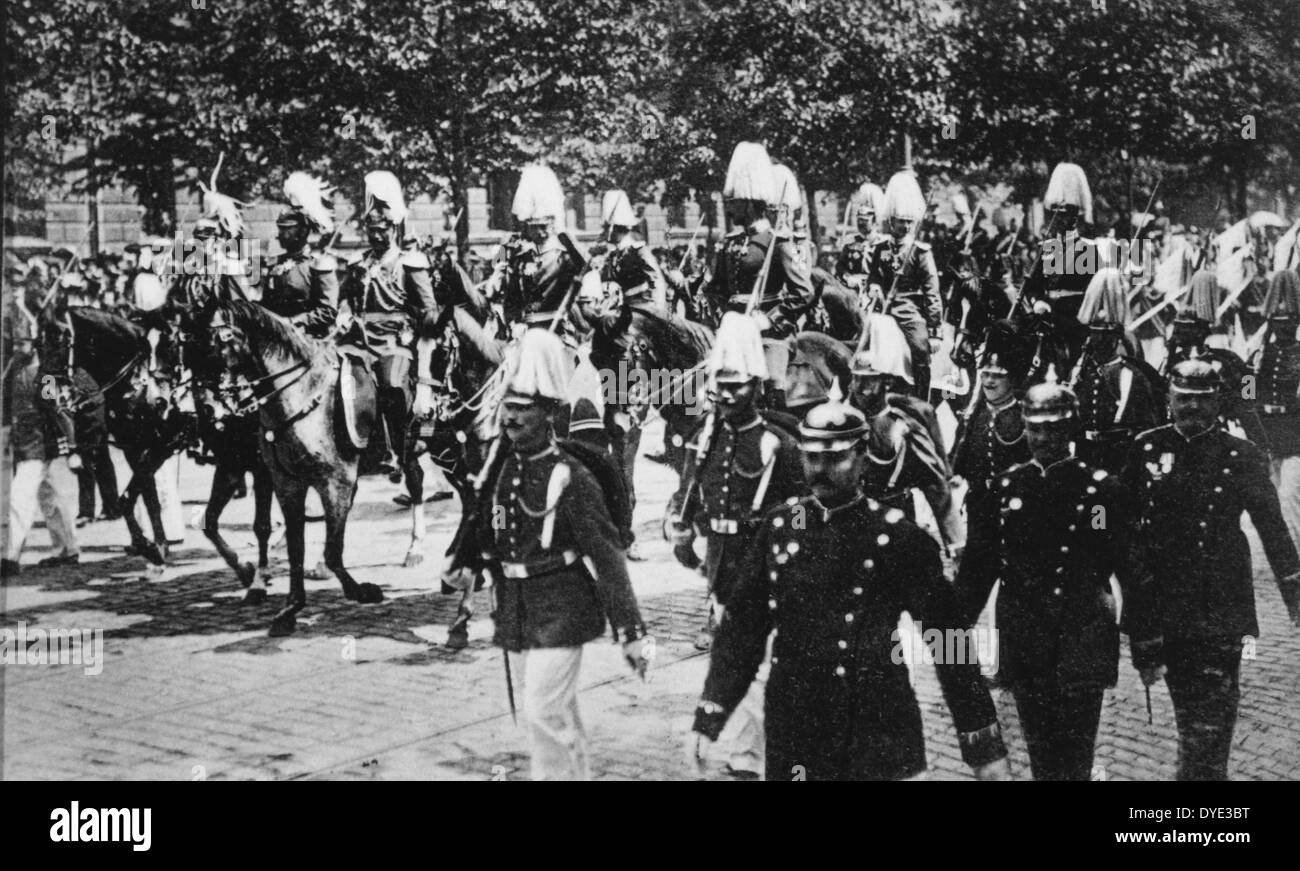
top-left (609, 422), bottom-right (641, 547)
top-left (1165, 638), bottom-right (1242, 781)
top-left (376, 353), bottom-right (411, 460)
top-left (1013, 686), bottom-right (1104, 781)
top-left (77, 443), bottom-right (119, 518)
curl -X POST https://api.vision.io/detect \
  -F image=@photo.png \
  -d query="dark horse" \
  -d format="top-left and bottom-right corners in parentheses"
top-left (212, 299), bottom-right (383, 635)
top-left (51, 308), bottom-right (188, 572)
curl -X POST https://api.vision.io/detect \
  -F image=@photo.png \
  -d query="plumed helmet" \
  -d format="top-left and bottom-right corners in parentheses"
top-left (282, 172), bottom-right (335, 234)
top-left (879, 170), bottom-right (926, 224)
top-left (1022, 366), bottom-right (1078, 423)
top-left (1077, 267), bottom-right (1129, 328)
top-left (601, 189), bottom-right (637, 227)
top-left (850, 312), bottom-right (912, 382)
top-left (504, 328), bottom-right (573, 403)
top-left (363, 171), bottom-right (408, 227)
top-left (512, 165), bottom-right (566, 226)
top-left (709, 311), bottom-right (769, 383)
top-left (849, 182), bottom-right (885, 226)
top-left (1263, 268), bottom-right (1300, 320)
top-left (723, 142), bottom-right (777, 205)
top-left (1043, 162), bottom-right (1093, 224)
top-left (798, 400), bottom-right (867, 453)
top-left (770, 163), bottom-right (803, 217)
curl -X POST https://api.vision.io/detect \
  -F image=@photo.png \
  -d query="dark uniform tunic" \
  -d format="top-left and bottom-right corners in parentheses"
top-left (597, 236), bottom-right (666, 310)
top-left (693, 494), bottom-right (1007, 781)
top-left (476, 443), bottom-right (644, 651)
top-left (1255, 338), bottom-right (1300, 459)
top-left (1019, 232), bottom-right (1097, 360)
top-left (1124, 424), bottom-right (1300, 780)
top-left (867, 237), bottom-right (943, 397)
top-left (496, 236), bottom-right (584, 324)
top-left (340, 246), bottom-right (436, 348)
top-left (951, 396), bottom-right (1030, 529)
top-left (955, 456), bottom-right (1157, 780)
top-left (861, 400), bottom-right (958, 544)
top-left (1072, 355), bottom-right (1164, 473)
top-left (673, 413), bottom-right (802, 605)
top-left (704, 220), bottom-right (816, 333)
top-left (834, 232), bottom-right (873, 287)
top-left (260, 249), bottom-right (339, 338)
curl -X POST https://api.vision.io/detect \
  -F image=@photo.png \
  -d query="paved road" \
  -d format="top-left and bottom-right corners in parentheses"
top-left (3, 419), bottom-right (1298, 781)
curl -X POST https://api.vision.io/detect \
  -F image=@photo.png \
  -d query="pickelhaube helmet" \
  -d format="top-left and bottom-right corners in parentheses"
top-left (709, 311), bottom-right (768, 384)
top-left (1021, 366), bottom-right (1078, 423)
top-left (850, 182), bottom-right (884, 226)
top-left (851, 313), bottom-right (912, 382)
top-left (1078, 267), bottom-right (1128, 329)
top-left (798, 399), bottom-right (867, 453)
top-left (1169, 357), bottom-right (1220, 395)
top-left (601, 189), bottom-right (637, 228)
top-left (879, 170), bottom-right (926, 224)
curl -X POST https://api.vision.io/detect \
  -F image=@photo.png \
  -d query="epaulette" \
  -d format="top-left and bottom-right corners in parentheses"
top-left (401, 249), bottom-right (431, 270)
top-left (759, 429), bottom-right (780, 466)
top-left (723, 229), bottom-right (745, 240)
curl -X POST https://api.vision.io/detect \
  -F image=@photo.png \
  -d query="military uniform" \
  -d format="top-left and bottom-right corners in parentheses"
top-left (496, 235), bottom-right (584, 324)
top-left (866, 236), bottom-right (942, 397)
top-left (1255, 326), bottom-right (1300, 546)
top-left (860, 398), bottom-right (959, 545)
top-left (674, 412), bottom-right (803, 606)
top-left (1072, 354), bottom-right (1164, 473)
top-left (1125, 419), bottom-right (1300, 780)
top-left (834, 232), bottom-right (877, 288)
top-left (598, 234), bottom-right (667, 311)
top-left (956, 456), bottom-right (1157, 780)
top-left (703, 218), bottom-right (816, 393)
top-left (694, 493), bottom-right (1007, 780)
top-left (260, 250), bottom-right (339, 337)
top-left (951, 395), bottom-right (1030, 529)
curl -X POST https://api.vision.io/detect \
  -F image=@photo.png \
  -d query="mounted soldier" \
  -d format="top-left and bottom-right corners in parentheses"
top-left (338, 170), bottom-right (438, 478)
top-left (702, 142), bottom-right (816, 409)
top-left (485, 165), bottom-right (582, 329)
top-left (591, 189), bottom-right (667, 313)
top-left (260, 172), bottom-right (339, 338)
top-left (866, 170), bottom-right (942, 398)
top-left (835, 181), bottom-right (884, 294)
top-left (1018, 162), bottom-right (1098, 362)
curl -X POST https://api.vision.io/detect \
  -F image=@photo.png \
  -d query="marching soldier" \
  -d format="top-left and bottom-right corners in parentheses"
top-left (950, 350), bottom-right (1031, 534)
top-left (667, 312), bottom-right (803, 776)
top-left (1070, 299), bottom-right (1165, 473)
top-left (1126, 359), bottom-right (1300, 780)
top-left (687, 398), bottom-right (1011, 781)
top-left (835, 181), bottom-right (884, 292)
top-left (446, 328), bottom-right (649, 780)
top-left (339, 171), bottom-right (438, 477)
top-left (866, 170), bottom-right (942, 398)
top-left (1254, 270), bottom-right (1300, 544)
top-left (702, 142), bottom-right (816, 408)
top-left (847, 325), bottom-right (962, 551)
top-left (260, 172), bottom-right (339, 337)
top-left (593, 189), bottom-right (667, 312)
top-left (954, 370), bottom-right (1159, 781)
top-left (485, 165), bottom-right (582, 326)
top-left (1019, 162), bottom-right (1098, 362)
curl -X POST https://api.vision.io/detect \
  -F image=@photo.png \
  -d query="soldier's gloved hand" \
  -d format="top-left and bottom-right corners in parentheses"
top-left (623, 635), bottom-right (655, 681)
top-left (67, 453), bottom-right (83, 472)
top-left (664, 516), bottom-right (692, 545)
top-left (684, 731), bottom-right (712, 780)
top-left (973, 757), bottom-right (1013, 781)
top-left (1139, 665), bottom-right (1167, 687)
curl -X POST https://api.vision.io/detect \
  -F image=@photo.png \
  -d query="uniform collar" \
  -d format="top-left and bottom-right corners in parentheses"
top-left (988, 395), bottom-right (1017, 412)
top-left (513, 442), bottom-right (558, 462)
top-left (724, 413), bottom-right (763, 433)
top-left (1173, 422), bottom-right (1216, 442)
top-left (810, 491), bottom-right (866, 521)
top-left (1030, 453), bottom-right (1076, 476)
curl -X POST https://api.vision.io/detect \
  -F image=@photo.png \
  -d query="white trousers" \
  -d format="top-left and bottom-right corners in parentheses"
top-left (1273, 456), bottom-right (1300, 552)
top-left (6, 456), bottom-right (80, 561)
top-left (508, 647), bottom-right (590, 781)
top-left (134, 454), bottom-right (185, 542)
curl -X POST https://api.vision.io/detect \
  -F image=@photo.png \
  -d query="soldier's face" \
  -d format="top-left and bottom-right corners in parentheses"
top-left (887, 218), bottom-right (911, 240)
top-left (1087, 330), bottom-right (1120, 360)
top-left (501, 399), bottom-right (552, 451)
top-left (1024, 419), bottom-right (1073, 464)
top-left (856, 213), bottom-right (875, 235)
top-left (366, 220), bottom-right (395, 250)
top-left (980, 371), bottom-right (1012, 403)
top-left (850, 374), bottom-right (888, 415)
top-left (711, 378), bottom-right (758, 421)
top-left (523, 221), bottom-right (551, 246)
top-left (803, 446), bottom-right (864, 503)
top-left (277, 223), bottom-right (308, 252)
top-left (1170, 391), bottom-right (1219, 434)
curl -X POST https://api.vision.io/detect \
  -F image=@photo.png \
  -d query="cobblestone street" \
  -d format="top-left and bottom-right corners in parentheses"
top-left (3, 420), bottom-right (1298, 782)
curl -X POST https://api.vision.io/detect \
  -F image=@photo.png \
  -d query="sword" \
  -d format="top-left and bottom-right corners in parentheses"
top-left (1145, 684), bottom-right (1153, 726)
top-left (503, 648), bottom-right (517, 725)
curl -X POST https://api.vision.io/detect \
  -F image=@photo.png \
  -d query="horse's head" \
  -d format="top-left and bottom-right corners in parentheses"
top-left (208, 304), bottom-right (255, 374)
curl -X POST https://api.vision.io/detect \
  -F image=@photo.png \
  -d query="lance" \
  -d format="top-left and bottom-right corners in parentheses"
top-left (1128, 196), bottom-right (1222, 330)
top-left (679, 218), bottom-right (705, 272)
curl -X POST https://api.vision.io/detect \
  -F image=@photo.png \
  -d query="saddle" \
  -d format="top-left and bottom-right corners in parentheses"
top-left (335, 344), bottom-right (378, 453)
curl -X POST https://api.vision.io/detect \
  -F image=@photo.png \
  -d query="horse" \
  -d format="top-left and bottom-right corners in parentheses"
top-left (47, 307), bottom-right (190, 572)
top-left (211, 299), bottom-right (383, 636)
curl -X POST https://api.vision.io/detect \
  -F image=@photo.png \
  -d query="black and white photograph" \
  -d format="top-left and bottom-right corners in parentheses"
top-left (2, 0), bottom-right (1298, 812)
